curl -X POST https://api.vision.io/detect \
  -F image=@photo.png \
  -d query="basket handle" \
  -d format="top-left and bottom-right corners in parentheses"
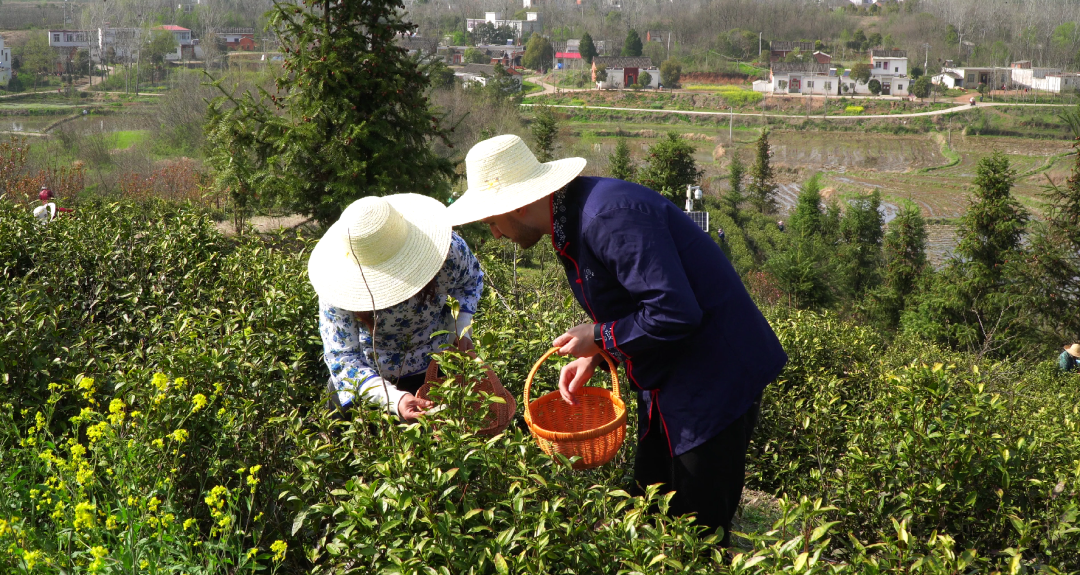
top-left (524, 347), bottom-right (620, 407)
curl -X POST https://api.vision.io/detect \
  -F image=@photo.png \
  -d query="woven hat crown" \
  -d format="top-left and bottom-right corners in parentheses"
top-left (466, 134), bottom-right (542, 193)
top-left (341, 196), bottom-right (409, 266)
top-left (1066, 343), bottom-right (1080, 358)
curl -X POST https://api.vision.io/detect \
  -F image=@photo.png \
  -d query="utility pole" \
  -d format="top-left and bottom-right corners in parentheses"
top-left (729, 107), bottom-right (733, 143)
top-left (923, 42), bottom-right (929, 73)
top-left (759, 32), bottom-right (762, 60)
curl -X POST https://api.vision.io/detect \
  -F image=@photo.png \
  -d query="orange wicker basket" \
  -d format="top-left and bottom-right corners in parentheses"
top-left (416, 350), bottom-right (516, 436)
top-left (524, 347), bottom-right (627, 470)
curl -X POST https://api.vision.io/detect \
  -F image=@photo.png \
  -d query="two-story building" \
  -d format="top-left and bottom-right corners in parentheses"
top-left (0, 34), bottom-right (11, 84)
top-left (465, 12), bottom-right (541, 38)
top-left (152, 25), bottom-right (199, 60)
top-left (592, 56), bottom-right (659, 89)
top-left (48, 30), bottom-right (95, 72)
top-left (868, 49), bottom-right (909, 96)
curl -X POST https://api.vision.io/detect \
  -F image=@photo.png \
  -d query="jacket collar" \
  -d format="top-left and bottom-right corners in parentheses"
top-left (550, 183), bottom-right (574, 251)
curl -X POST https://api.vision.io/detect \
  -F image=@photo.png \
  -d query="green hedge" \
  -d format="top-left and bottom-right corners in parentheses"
top-left (1, 201), bottom-right (1078, 573)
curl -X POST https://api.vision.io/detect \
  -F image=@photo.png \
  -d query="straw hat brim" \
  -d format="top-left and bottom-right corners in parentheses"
top-left (1065, 344), bottom-right (1080, 358)
top-left (307, 194), bottom-right (452, 312)
top-left (446, 157), bottom-right (587, 226)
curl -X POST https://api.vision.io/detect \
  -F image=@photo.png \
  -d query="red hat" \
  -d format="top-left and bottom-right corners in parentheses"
top-left (39, 188), bottom-right (54, 202)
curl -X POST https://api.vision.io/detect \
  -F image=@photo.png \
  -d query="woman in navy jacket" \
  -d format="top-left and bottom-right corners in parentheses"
top-left (448, 135), bottom-right (787, 546)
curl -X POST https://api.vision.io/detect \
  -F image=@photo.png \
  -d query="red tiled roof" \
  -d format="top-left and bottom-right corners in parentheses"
top-left (154, 25), bottom-right (190, 31)
top-left (556, 52), bottom-right (581, 59)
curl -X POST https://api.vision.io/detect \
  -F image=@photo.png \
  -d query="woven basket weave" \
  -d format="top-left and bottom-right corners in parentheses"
top-left (524, 348), bottom-right (626, 470)
top-left (416, 350), bottom-right (516, 436)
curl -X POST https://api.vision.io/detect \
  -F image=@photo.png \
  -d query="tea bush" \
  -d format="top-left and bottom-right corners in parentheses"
top-left (1, 200), bottom-right (1078, 573)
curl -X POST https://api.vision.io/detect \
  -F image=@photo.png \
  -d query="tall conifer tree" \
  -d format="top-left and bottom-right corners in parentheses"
top-left (748, 130), bottom-right (778, 214)
top-left (205, 0), bottom-right (453, 225)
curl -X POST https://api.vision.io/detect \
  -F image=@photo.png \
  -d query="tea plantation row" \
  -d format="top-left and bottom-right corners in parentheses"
top-left (0, 201), bottom-right (1077, 573)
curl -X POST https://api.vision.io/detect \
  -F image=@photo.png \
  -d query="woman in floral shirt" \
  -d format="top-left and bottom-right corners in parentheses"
top-left (308, 194), bottom-right (484, 419)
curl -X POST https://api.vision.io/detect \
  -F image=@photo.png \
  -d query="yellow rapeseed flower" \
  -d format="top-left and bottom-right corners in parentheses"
top-left (170, 429), bottom-right (189, 444)
top-left (270, 540), bottom-right (288, 562)
top-left (152, 373), bottom-right (169, 391)
top-left (73, 501), bottom-right (96, 530)
top-left (246, 547), bottom-right (258, 560)
top-left (108, 398), bottom-right (125, 425)
top-left (183, 518), bottom-right (197, 530)
top-left (23, 550), bottom-right (43, 570)
top-left (191, 393), bottom-right (208, 413)
top-left (147, 497), bottom-right (161, 513)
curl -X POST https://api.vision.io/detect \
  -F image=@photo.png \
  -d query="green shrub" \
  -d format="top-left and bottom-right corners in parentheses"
top-left (2, 201), bottom-right (1079, 573)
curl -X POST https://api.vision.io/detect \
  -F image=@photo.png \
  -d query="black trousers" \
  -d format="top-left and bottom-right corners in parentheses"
top-left (631, 393), bottom-right (762, 547)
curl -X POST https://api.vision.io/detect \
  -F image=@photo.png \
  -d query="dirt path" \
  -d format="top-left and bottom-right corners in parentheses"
top-left (214, 214), bottom-right (312, 236)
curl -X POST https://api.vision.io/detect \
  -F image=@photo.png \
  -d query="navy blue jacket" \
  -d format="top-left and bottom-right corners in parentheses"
top-left (551, 177), bottom-right (788, 456)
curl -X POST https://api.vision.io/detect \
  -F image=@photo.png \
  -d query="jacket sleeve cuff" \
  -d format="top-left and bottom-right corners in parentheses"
top-left (456, 312), bottom-right (474, 338)
top-left (598, 321), bottom-right (630, 363)
top-left (346, 376), bottom-right (408, 415)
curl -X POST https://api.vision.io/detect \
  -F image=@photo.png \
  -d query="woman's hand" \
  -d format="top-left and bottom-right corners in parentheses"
top-left (455, 336), bottom-right (474, 352)
top-left (557, 354), bottom-right (605, 406)
top-left (397, 393), bottom-right (434, 421)
top-left (553, 323), bottom-right (600, 358)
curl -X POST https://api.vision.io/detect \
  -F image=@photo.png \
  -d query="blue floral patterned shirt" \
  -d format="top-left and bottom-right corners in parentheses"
top-left (319, 233), bottom-right (484, 410)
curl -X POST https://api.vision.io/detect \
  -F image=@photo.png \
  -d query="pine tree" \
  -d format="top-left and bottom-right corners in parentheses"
top-left (579, 32), bottom-right (598, 65)
top-left (765, 173), bottom-right (836, 310)
top-left (837, 189), bottom-right (884, 297)
top-left (903, 152), bottom-right (1034, 357)
top-left (623, 29), bottom-right (643, 57)
top-left (530, 104), bottom-right (559, 162)
top-left (724, 150), bottom-right (745, 217)
top-left (748, 130), bottom-right (778, 214)
top-left (637, 132), bottom-right (703, 204)
top-left (204, 0), bottom-right (453, 225)
top-left (1025, 112), bottom-right (1080, 342)
top-left (957, 151), bottom-right (1029, 282)
top-left (866, 201), bottom-right (928, 331)
top-left (882, 201), bottom-right (928, 300)
top-left (789, 173), bottom-right (824, 238)
top-left (608, 138), bottom-right (635, 181)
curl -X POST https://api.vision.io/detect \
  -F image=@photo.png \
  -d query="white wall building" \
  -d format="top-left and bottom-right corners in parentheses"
top-left (769, 62), bottom-right (838, 95)
top-left (0, 34), bottom-right (11, 85)
top-left (465, 12), bottom-right (541, 38)
top-left (591, 57), bottom-right (659, 89)
top-left (48, 29), bottom-right (94, 49)
top-left (866, 49), bottom-right (910, 96)
top-left (153, 25), bottom-right (201, 60)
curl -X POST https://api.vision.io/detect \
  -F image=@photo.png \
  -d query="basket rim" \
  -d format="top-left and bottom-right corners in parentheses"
top-left (524, 388), bottom-right (627, 441)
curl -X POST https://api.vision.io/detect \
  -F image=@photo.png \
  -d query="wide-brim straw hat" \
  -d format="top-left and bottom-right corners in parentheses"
top-left (445, 134), bottom-right (586, 226)
top-left (308, 194), bottom-right (451, 312)
top-left (1065, 343), bottom-right (1080, 358)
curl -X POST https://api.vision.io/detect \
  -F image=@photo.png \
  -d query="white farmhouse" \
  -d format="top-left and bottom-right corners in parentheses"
top-left (591, 57), bottom-right (660, 89)
top-left (768, 62), bottom-right (836, 95)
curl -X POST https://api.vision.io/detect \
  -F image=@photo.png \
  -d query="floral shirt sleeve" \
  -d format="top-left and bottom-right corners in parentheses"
top-left (442, 233), bottom-right (484, 315)
top-left (318, 232), bottom-right (484, 409)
